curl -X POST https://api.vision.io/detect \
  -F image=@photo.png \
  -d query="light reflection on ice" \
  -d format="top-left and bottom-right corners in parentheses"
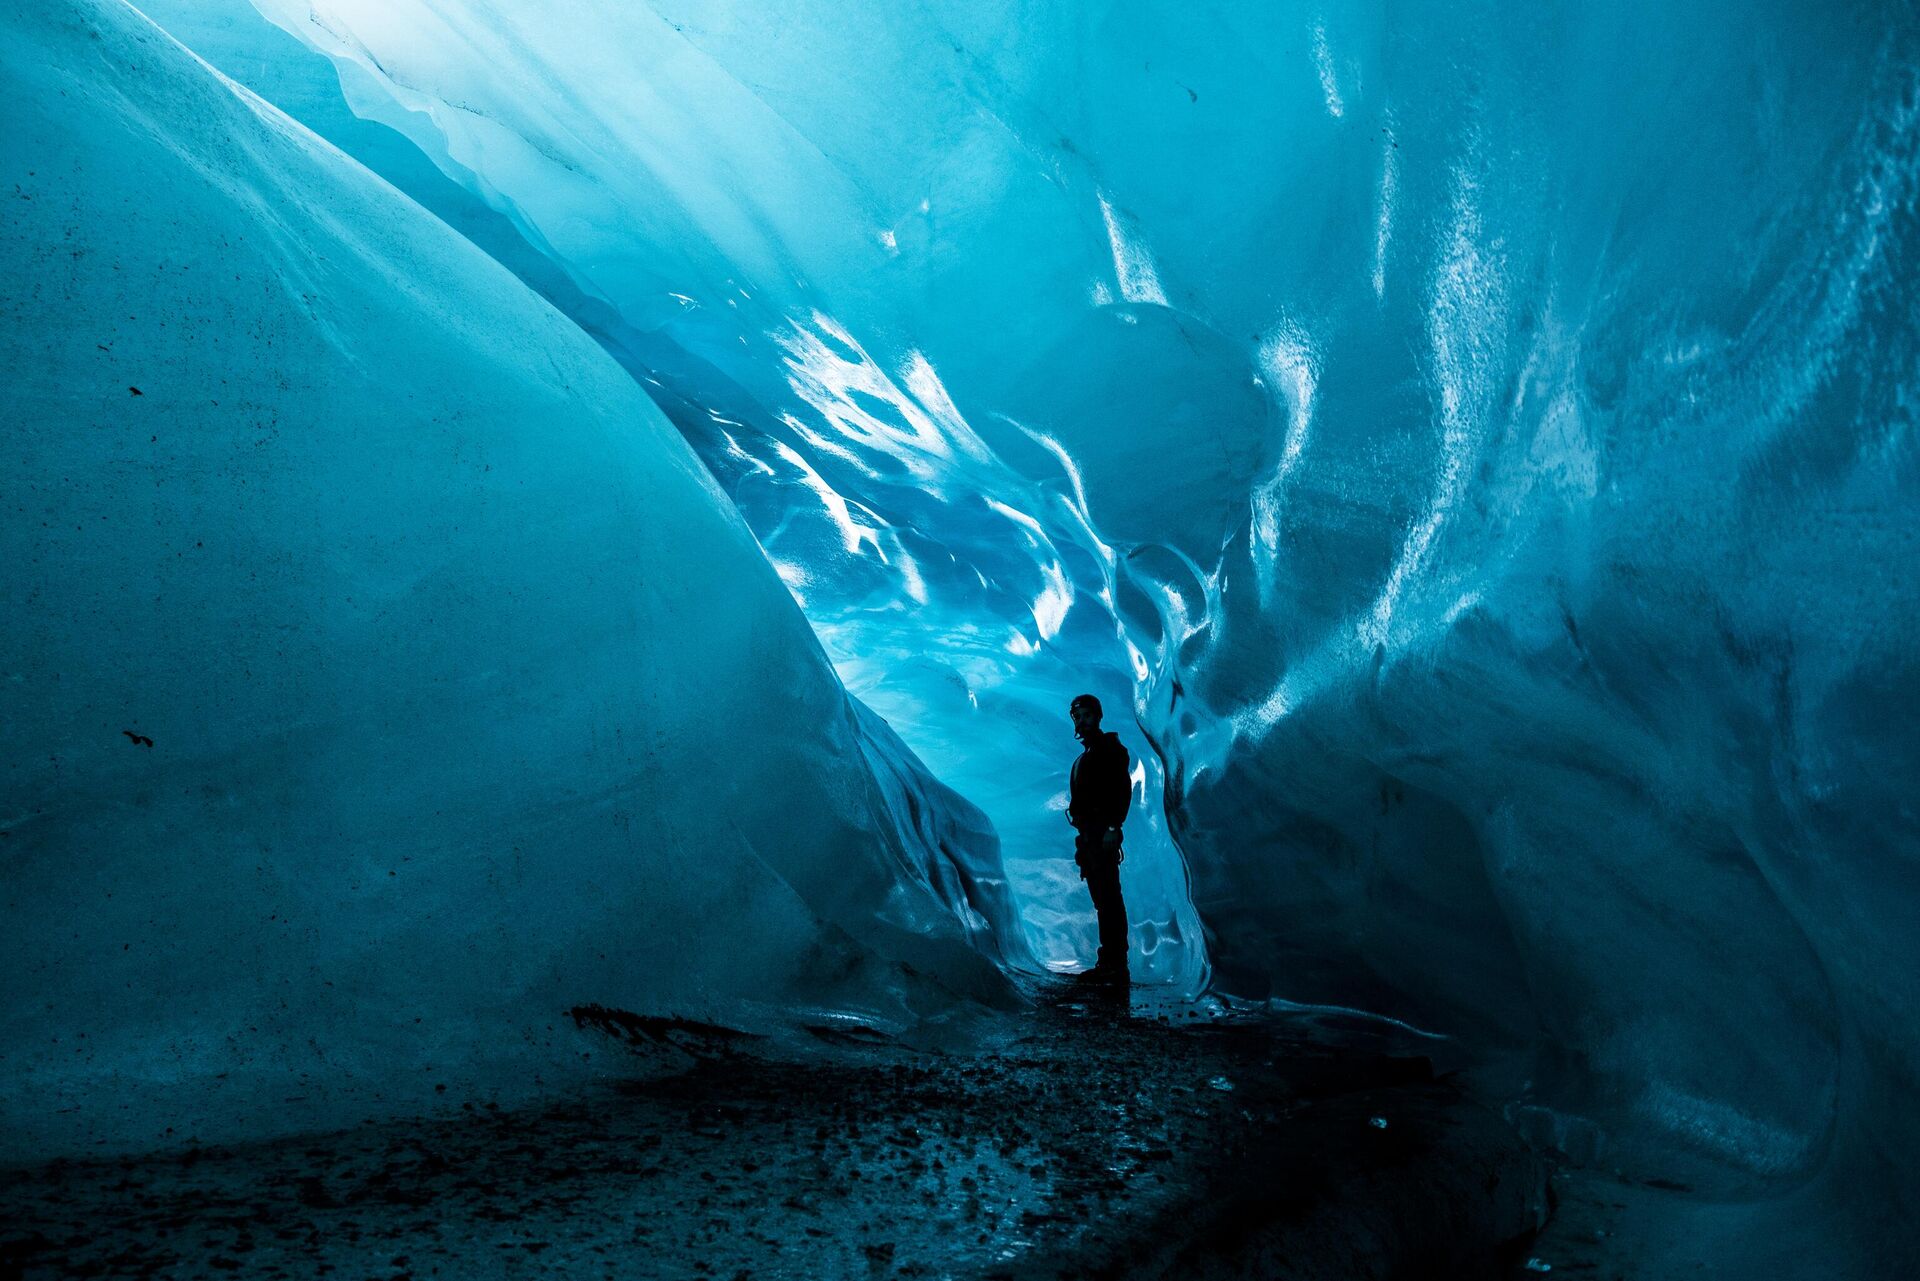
top-left (1360, 162), bottom-right (1503, 654)
top-left (1310, 18), bottom-right (1345, 118)
top-left (1098, 195), bottom-right (1170, 307)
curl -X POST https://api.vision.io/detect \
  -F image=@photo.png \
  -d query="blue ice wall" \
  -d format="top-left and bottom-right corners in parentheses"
top-left (0, 0), bottom-right (1024, 1160)
top-left (216, 0), bottom-right (1920, 1267)
top-left (200, 0), bottom-right (1215, 987)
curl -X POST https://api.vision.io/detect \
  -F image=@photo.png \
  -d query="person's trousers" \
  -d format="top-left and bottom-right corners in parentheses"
top-left (1076, 836), bottom-right (1129, 972)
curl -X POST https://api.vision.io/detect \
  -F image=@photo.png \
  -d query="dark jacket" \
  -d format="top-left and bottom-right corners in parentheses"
top-left (1069, 730), bottom-right (1132, 836)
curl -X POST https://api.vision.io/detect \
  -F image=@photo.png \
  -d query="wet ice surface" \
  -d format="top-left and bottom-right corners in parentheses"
top-left (1, 988), bottom-right (1544, 1280)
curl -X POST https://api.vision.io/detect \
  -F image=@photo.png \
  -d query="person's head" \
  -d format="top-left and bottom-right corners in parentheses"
top-left (1069, 693), bottom-right (1103, 742)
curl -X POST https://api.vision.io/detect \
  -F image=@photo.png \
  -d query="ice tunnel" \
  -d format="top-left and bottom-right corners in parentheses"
top-left (5, 0), bottom-right (1919, 1274)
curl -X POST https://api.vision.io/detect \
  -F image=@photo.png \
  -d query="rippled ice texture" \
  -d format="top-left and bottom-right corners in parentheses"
top-left (139, 0), bottom-right (1920, 1266)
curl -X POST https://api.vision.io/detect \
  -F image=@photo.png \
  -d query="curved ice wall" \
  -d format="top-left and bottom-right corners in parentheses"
top-left (0, 0), bottom-right (1024, 1160)
top-left (221, 0), bottom-right (1214, 987)
top-left (229, 0), bottom-right (1919, 1263)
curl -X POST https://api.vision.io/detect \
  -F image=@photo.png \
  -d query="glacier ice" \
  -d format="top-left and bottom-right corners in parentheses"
top-left (192, 0), bottom-right (1920, 1266)
top-left (7, 0), bottom-right (1920, 1270)
top-left (202, 0), bottom-right (1219, 988)
top-left (0, 0), bottom-right (1022, 1160)
top-left (129, 0), bottom-right (1212, 989)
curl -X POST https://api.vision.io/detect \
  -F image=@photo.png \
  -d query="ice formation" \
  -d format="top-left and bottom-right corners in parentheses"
top-left (6, 0), bottom-right (1919, 1269)
top-left (0, 0), bottom-right (1021, 1159)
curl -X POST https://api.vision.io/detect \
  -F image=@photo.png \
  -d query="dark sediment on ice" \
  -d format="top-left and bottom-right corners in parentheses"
top-left (0, 983), bottom-right (1545, 1279)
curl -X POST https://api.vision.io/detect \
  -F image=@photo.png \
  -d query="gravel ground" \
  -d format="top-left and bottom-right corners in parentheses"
top-left (1, 981), bottom-right (1547, 1280)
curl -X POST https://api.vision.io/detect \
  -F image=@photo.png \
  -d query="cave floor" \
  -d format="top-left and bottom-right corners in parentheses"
top-left (1, 982), bottom-right (1549, 1280)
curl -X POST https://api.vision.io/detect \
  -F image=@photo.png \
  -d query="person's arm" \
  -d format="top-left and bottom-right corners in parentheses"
top-left (1101, 740), bottom-right (1131, 852)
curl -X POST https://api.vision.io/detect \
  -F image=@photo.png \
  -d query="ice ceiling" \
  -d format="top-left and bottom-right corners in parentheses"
top-left (5, 0), bottom-right (1919, 1269)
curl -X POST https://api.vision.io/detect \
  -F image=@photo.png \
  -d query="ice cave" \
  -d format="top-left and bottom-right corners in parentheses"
top-left (3, 0), bottom-right (1917, 1276)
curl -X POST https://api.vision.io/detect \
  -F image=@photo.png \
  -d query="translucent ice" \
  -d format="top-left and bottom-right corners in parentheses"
top-left (215, 0), bottom-right (1920, 1265)
top-left (11, 0), bottom-right (1920, 1268)
top-left (0, 0), bottom-right (1019, 1159)
top-left (175, 0), bottom-right (1215, 988)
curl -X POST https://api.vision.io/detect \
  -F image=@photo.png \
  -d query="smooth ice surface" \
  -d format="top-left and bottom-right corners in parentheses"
top-left (0, 0), bottom-right (1024, 1160)
top-left (214, 0), bottom-right (1919, 1267)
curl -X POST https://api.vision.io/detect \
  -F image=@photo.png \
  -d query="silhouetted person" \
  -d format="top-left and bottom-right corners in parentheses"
top-left (1067, 694), bottom-right (1131, 982)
